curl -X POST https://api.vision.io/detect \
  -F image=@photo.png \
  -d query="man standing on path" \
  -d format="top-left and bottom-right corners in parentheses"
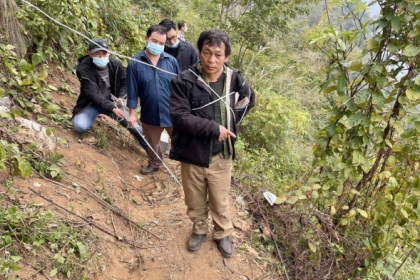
top-left (127, 25), bottom-right (180, 175)
top-left (177, 20), bottom-right (187, 41)
top-left (72, 38), bottom-right (148, 152)
top-left (169, 29), bottom-right (256, 258)
top-left (159, 19), bottom-right (198, 71)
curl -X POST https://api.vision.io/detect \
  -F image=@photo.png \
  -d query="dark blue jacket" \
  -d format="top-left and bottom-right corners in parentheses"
top-left (127, 50), bottom-right (180, 126)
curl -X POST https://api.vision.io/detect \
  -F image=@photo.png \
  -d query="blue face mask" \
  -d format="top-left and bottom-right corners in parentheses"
top-left (165, 40), bottom-right (180, 49)
top-left (92, 57), bottom-right (109, 68)
top-left (147, 41), bottom-right (164, 55)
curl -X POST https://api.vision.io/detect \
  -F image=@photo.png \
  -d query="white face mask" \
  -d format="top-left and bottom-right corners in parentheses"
top-left (184, 27), bottom-right (188, 32)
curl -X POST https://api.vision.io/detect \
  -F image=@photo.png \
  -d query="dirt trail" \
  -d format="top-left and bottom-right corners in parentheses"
top-left (10, 70), bottom-right (277, 279)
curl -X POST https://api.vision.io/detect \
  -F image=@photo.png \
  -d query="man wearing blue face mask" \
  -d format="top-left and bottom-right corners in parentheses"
top-left (72, 38), bottom-right (149, 152)
top-left (159, 19), bottom-right (198, 71)
top-left (127, 25), bottom-right (181, 175)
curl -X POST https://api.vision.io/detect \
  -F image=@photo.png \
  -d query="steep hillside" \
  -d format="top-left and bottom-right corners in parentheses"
top-left (2, 66), bottom-right (279, 279)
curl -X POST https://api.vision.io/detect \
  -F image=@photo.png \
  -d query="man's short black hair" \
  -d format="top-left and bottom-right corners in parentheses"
top-left (158, 19), bottom-right (176, 32)
top-left (197, 29), bottom-right (231, 57)
top-left (178, 21), bottom-right (186, 30)
top-left (146, 25), bottom-right (167, 37)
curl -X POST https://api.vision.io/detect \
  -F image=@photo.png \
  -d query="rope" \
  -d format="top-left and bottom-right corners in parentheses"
top-left (110, 95), bottom-right (183, 188)
top-left (21, 0), bottom-right (177, 77)
top-left (21, 0), bottom-right (242, 189)
top-left (21, 0), bottom-right (243, 114)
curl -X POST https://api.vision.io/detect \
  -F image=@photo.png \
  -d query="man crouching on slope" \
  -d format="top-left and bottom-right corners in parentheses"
top-left (72, 38), bottom-right (148, 152)
top-left (169, 29), bottom-right (256, 258)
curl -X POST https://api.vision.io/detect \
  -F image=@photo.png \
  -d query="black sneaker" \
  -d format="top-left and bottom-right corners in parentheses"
top-left (140, 165), bottom-right (159, 175)
top-left (187, 233), bottom-right (206, 251)
top-left (216, 236), bottom-right (232, 258)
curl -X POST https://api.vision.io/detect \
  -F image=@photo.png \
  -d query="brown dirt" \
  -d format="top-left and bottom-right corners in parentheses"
top-left (4, 65), bottom-right (279, 279)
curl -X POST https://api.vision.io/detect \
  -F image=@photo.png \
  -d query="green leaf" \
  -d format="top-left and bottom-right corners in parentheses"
top-left (337, 38), bottom-right (346, 51)
top-left (308, 242), bottom-right (317, 253)
top-left (47, 104), bottom-right (60, 114)
top-left (4, 234), bottom-right (12, 245)
top-left (356, 208), bottom-right (368, 218)
top-left (391, 16), bottom-right (401, 31)
top-left (406, 88), bottom-right (420, 101)
top-left (10, 264), bottom-right (21, 271)
top-left (32, 53), bottom-right (43, 66)
top-left (76, 241), bottom-right (88, 259)
top-left (48, 85), bottom-right (58, 91)
top-left (394, 192), bottom-right (404, 203)
top-left (354, 89), bottom-right (371, 104)
top-left (372, 91), bottom-right (385, 106)
top-left (337, 74), bottom-right (347, 94)
top-left (8, 206), bottom-right (17, 214)
top-left (387, 43), bottom-right (398, 54)
top-left (18, 59), bottom-right (29, 71)
top-left (407, 195), bottom-right (418, 205)
top-left (50, 268), bottom-right (58, 277)
top-left (275, 194), bottom-right (287, 204)
top-left (366, 37), bottom-right (379, 51)
top-left (348, 61), bottom-right (362, 71)
top-left (10, 256), bottom-right (22, 262)
top-left (404, 45), bottom-right (420, 57)
top-left (39, 67), bottom-right (48, 80)
top-left (17, 157), bottom-right (32, 178)
top-left (347, 112), bottom-right (366, 127)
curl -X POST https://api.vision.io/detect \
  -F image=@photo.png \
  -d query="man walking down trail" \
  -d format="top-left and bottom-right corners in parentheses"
top-left (127, 25), bottom-right (180, 175)
top-left (159, 19), bottom-right (198, 71)
top-left (169, 29), bottom-right (256, 258)
top-left (177, 20), bottom-right (187, 41)
top-left (72, 38), bottom-right (148, 152)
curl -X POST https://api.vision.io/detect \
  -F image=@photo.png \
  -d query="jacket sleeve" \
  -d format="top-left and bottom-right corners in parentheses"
top-left (116, 61), bottom-right (127, 99)
top-left (170, 76), bottom-right (219, 138)
top-left (77, 69), bottom-right (116, 113)
top-left (126, 61), bottom-right (138, 109)
top-left (234, 73), bottom-right (256, 124)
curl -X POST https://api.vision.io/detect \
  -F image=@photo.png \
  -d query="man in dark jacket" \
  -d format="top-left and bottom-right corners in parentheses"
top-left (169, 29), bottom-right (255, 258)
top-left (159, 19), bottom-right (199, 71)
top-left (72, 38), bottom-right (148, 152)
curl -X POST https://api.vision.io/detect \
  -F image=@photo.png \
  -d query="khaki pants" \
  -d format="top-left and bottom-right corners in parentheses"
top-left (181, 154), bottom-right (234, 240)
top-left (142, 123), bottom-right (172, 168)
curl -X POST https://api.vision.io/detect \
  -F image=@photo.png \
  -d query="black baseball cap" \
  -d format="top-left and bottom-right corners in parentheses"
top-left (88, 38), bottom-right (109, 53)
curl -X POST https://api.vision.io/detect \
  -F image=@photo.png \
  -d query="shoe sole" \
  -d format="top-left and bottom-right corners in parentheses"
top-left (187, 244), bottom-right (202, 251)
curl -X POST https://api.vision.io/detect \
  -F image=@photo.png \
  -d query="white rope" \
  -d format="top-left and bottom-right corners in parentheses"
top-left (22, 0), bottom-right (235, 113)
top-left (192, 91), bottom-right (236, 110)
top-left (188, 69), bottom-right (237, 121)
top-left (109, 95), bottom-right (183, 188)
top-left (21, 0), bottom-right (238, 188)
top-left (21, 0), bottom-right (178, 77)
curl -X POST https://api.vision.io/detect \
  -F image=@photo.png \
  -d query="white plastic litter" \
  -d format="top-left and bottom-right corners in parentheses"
top-left (263, 191), bottom-right (277, 206)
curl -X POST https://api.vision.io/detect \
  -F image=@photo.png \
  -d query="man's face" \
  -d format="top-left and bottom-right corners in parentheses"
top-left (199, 42), bottom-right (229, 77)
top-left (146, 31), bottom-right (166, 47)
top-left (166, 28), bottom-right (179, 46)
top-left (89, 50), bottom-right (109, 58)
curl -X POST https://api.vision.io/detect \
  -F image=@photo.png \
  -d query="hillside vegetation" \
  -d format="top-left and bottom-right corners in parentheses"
top-left (2, 0), bottom-right (420, 279)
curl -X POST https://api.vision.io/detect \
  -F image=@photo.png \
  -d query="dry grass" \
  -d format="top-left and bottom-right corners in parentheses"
top-left (0, 0), bottom-right (27, 58)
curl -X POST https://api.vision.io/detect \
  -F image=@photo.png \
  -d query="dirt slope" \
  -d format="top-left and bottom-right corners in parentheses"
top-left (9, 68), bottom-right (280, 279)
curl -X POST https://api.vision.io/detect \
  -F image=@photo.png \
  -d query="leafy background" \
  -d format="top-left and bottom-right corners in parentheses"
top-left (2, 0), bottom-right (420, 278)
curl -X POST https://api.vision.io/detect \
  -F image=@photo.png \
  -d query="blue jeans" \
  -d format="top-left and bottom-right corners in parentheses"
top-left (73, 105), bottom-right (148, 152)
